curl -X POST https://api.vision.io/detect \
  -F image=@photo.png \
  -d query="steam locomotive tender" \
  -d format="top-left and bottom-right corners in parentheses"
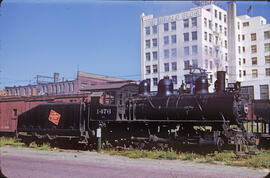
top-left (17, 71), bottom-right (253, 151)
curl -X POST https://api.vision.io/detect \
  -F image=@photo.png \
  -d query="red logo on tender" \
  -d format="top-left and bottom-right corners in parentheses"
top-left (48, 110), bottom-right (61, 125)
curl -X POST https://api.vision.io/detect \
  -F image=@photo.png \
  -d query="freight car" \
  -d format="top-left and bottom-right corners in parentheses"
top-left (16, 70), bottom-right (257, 153)
top-left (246, 100), bottom-right (270, 146)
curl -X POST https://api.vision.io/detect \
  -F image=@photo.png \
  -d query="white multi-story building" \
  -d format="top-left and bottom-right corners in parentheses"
top-left (141, 3), bottom-right (228, 92)
top-left (141, 2), bottom-right (270, 99)
top-left (227, 3), bottom-right (270, 100)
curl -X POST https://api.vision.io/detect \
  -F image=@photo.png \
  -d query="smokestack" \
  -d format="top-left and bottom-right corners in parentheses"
top-left (215, 71), bottom-right (226, 92)
top-left (54, 73), bottom-right (59, 83)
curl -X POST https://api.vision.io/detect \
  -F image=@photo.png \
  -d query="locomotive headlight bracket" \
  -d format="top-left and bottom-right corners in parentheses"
top-left (244, 104), bottom-right (249, 114)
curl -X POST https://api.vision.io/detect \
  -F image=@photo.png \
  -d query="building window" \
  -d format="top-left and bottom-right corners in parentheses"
top-left (209, 20), bottom-right (212, 29)
top-left (224, 27), bottom-right (227, 36)
top-left (251, 45), bottom-right (257, 53)
top-left (153, 51), bottom-right (158, 60)
top-left (152, 38), bottom-right (157, 47)
top-left (204, 45), bottom-right (208, 55)
top-left (192, 31), bottom-right (197, 40)
top-left (204, 32), bottom-right (207, 41)
top-left (146, 79), bottom-right (151, 86)
top-left (265, 43), bottom-right (270, 52)
top-left (164, 36), bottom-right (169, 45)
top-left (164, 63), bottom-right (169, 72)
top-left (210, 61), bottom-right (213, 70)
top-left (251, 33), bottom-right (256, 41)
top-left (243, 22), bottom-right (249, 27)
top-left (191, 17), bottom-right (197, 27)
top-left (265, 31), bottom-right (270, 40)
top-left (243, 58), bottom-right (246, 64)
top-left (241, 86), bottom-right (254, 100)
top-left (13, 109), bottom-right (17, 117)
top-left (192, 59), bottom-right (198, 68)
top-left (184, 46), bottom-right (189, 56)
top-left (243, 70), bottom-right (246, 76)
top-left (192, 45), bottom-right (198, 55)
top-left (153, 65), bottom-right (158, 73)
top-left (209, 33), bottom-right (212, 42)
top-left (171, 21), bottom-right (176, 30)
top-left (252, 69), bottom-right (258, 78)
top-left (152, 25), bottom-right (157, 34)
top-left (205, 59), bottom-right (208, 69)
top-left (172, 75), bottom-right (177, 84)
top-left (184, 33), bottom-right (189, 42)
top-left (172, 62), bottom-right (177, 71)
top-left (183, 19), bottom-right (189, 28)
top-left (214, 9), bottom-right (217, 18)
top-left (209, 47), bottom-right (212, 56)
top-left (225, 53), bottom-right (228, 61)
top-left (145, 27), bottom-right (150, 35)
top-left (219, 25), bottom-right (222, 33)
top-left (242, 46), bottom-right (245, 53)
top-left (215, 36), bottom-right (218, 45)
top-left (146, 40), bottom-right (150, 48)
top-left (184, 60), bottom-right (190, 70)
top-left (164, 23), bottom-right (169, 32)
top-left (219, 12), bottom-right (221, 20)
top-left (171, 48), bottom-right (177, 58)
top-left (266, 55), bottom-right (270, 64)
top-left (204, 18), bottom-right (207, 27)
top-left (260, 85), bottom-right (269, 99)
top-left (146, 66), bottom-right (150, 74)
top-left (266, 68), bottom-right (270, 76)
top-left (238, 46), bottom-right (241, 54)
top-left (146, 52), bottom-right (150, 61)
top-left (239, 58), bottom-right (241, 65)
top-left (164, 49), bottom-right (169, 59)
top-left (224, 14), bottom-right (227, 23)
top-left (238, 34), bottom-right (241, 42)
top-left (153, 78), bottom-right (158, 86)
top-left (171, 35), bottom-right (176, 44)
top-left (239, 70), bottom-right (242, 78)
top-left (215, 23), bottom-right (218, 31)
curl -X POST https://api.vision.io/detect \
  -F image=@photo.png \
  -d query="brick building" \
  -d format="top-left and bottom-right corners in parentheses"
top-left (5, 71), bottom-right (129, 97)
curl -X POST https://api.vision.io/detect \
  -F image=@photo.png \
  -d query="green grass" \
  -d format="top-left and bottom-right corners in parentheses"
top-left (0, 137), bottom-right (25, 147)
top-left (0, 137), bottom-right (56, 151)
top-left (1, 137), bottom-right (269, 169)
top-left (103, 148), bottom-right (270, 169)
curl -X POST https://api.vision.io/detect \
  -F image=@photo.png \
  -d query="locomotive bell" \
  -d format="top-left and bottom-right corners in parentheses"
top-left (138, 80), bottom-right (150, 96)
top-left (195, 76), bottom-right (208, 94)
top-left (157, 76), bottom-right (173, 97)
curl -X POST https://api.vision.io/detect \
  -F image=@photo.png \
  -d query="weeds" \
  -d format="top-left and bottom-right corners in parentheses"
top-left (1, 137), bottom-right (269, 169)
top-left (0, 137), bottom-right (25, 147)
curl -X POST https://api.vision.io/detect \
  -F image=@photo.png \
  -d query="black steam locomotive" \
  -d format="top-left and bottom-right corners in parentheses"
top-left (17, 70), bottom-right (255, 152)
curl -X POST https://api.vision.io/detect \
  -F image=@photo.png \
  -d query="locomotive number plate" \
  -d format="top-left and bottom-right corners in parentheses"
top-left (96, 108), bottom-right (111, 115)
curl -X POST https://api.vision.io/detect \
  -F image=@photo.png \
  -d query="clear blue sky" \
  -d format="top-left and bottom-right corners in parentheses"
top-left (0, 0), bottom-right (269, 89)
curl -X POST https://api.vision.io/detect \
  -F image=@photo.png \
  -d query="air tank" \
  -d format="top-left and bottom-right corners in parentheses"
top-left (138, 80), bottom-right (150, 96)
top-left (157, 77), bottom-right (173, 97)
